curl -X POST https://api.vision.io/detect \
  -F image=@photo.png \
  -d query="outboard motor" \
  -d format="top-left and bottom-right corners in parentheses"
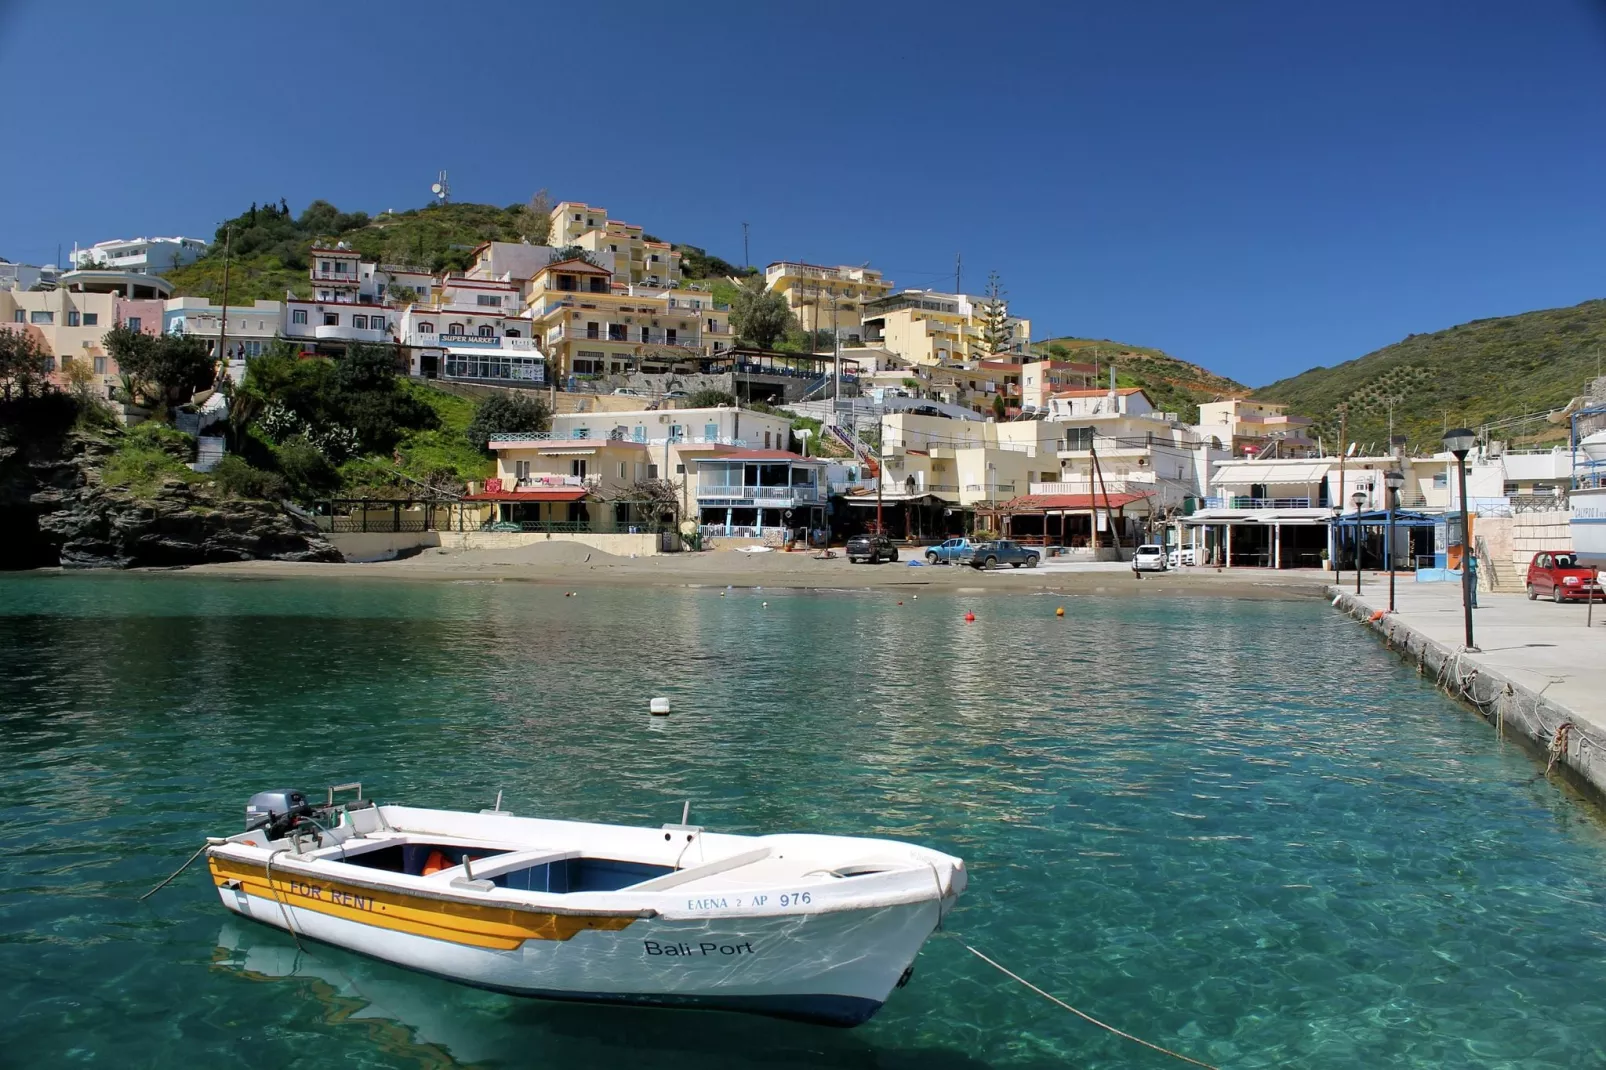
top-left (245, 789), bottom-right (314, 839)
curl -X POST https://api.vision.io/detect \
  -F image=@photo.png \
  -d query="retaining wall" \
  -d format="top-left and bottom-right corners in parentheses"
top-left (1328, 586), bottom-right (1606, 799)
top-left (328, 531), bottom-right (441, 562)
top-left (436, 530), bottom-right (664, 556)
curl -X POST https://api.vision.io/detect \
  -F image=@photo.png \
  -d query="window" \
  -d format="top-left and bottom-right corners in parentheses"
top-left (320, 261), bottom-right (330, 272)
top-left (515, 460), bottom-right (531, 481)
top-left (641, 326), bottom-right (651, 342)
top-left (676, 464), bottom-right (686, 475)
top-left (323, 313), bottom-right (339, 327)
top-left (648, 464), bottom-right (659, 479)
top-left (419, 322), bottom-right (434, 333)
top-left (617, 461), bottom-right (627, 480)
top-left (764, 431), bottom-right (772, 449)
top-left (708, 318), bottom-right (717, 333)
top-left (610, 244), bottom-right (618, 253)
top-left (609, 324), bottom-right (626, 341)
top-left (447, 322), bottom-right (464, 335)
top-left (649, 254), bottom-right (659, 263)
top-left (67, 311), bottom-right (80, 327)
top-left (573, 213), bottom-right (582, 221)
top-left (668, 424), bottom-right (684, 443)
top-left (505, 328), bottom-right (521, 338)
top-left (83, 313), bottom-right (97, 326)
top-left (1065, 426), bottom-right (1095, 451)
top-left (704, 423), bottom-right (718, 441)
top-left (666, 328), bottom-right (677, 344)
top-left (477, 295), bottom-right (501, 307)
top-left (93, 357), bottom-right (106, 374)
top-left (571, 459), bottom-right (588, 478)
top-left (11, 310), bottom-right (21, 323)
top-left (292, 309), bottom-right (308, 324)
top-left (1432, 473), bottom-right (1448, 489)
top-left (478, 325), bottom-right (494, 337)
top-left (352, 315), bottom-right (367, 329)
top-left (30, 311), bottom-right (53, 324)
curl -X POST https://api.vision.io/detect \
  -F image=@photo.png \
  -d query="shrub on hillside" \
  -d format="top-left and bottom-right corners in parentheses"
top-left (276, 435), bottom-right (340, 496)
top-left (466, 392), bottom-right (550, 453)
top-left (212, 455), bottom-right (288, 501)
top-left (687, 388), bottom-right (736, 408)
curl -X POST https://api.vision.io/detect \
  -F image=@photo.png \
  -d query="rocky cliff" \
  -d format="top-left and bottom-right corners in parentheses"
top-left (3, 429), bottom-right (341, 569)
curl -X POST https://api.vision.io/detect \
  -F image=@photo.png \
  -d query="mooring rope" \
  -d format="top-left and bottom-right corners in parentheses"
top-left (265, 848), bottom-right (306, 952)
top-left (138, 841), bottom-right (213, 901)
top-left (961, 943), bottom-right (1221, 1069)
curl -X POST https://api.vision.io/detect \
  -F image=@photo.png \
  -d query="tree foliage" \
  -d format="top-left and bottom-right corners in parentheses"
top-left (102, 325), bottom-right (215, 415)
top-left (513, 189), bottom-right (553, 245)
top-left (686, 388), bottom-right (736, 408)
top-left (729, 278), bottom-right (795, 350)
top-left (975, 272), bottom-right (1014, 358)
top-left (466, 391), bottom-right (551, 454)
top-left (0, 328), bottom-right (54, 400)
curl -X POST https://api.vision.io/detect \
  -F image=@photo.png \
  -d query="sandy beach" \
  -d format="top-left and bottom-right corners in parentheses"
top-left (158, 543), bottom-right (1333, 599)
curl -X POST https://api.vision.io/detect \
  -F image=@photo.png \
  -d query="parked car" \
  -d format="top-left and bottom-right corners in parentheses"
top-left (1132, 545), bottom-right (1168, 572)
top-left (924, 538), bottom-right (980, 564)
top-left (965, 540), bottom-right (1040, 570)
top-left (1526, 550), bottom-right (1603, 602)
top-left (611, 387), bottom-right (643, 396)
top-left (1167, 546), bottom-right (1197, 568)
top-left (846, 533), bottom-right (899, 564)
top-left (663, 390), bottom-right (689, 399)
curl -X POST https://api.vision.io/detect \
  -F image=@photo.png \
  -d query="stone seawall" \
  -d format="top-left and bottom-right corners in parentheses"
top-left (1329, 585), bottom-right (1606, 799)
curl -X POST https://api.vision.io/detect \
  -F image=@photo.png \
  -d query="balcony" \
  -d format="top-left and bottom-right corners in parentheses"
top-left (511, 475), bottom-right (599, 489)
top-left (697, 484), bottom-right (824, 504)
top-left (314, 324), bottom-right (389, 343)
top-left (1029, 479), bottom-right (1152, 496)
top-left (489, 431), bottom-right (749, 448)
top-left (311, 269), bottom-right (360, 284)
top-left (1201, 496), bottom-right (1316, 510)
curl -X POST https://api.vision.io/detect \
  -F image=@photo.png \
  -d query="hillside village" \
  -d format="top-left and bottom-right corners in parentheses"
top-left (1, 193), bottom-right (1599, 575)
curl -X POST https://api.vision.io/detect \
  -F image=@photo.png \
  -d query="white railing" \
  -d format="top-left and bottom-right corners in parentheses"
top-left (489, 431), bottom-right (748, 447)
top-left (511, 475), bottom-right (597, 488)
top-left (697, 485), bottom-right (824, 502)
top-left (1028, 479), bottom-right (1154, 495)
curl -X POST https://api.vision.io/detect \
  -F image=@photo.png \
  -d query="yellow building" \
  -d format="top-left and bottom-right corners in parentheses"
top-left (860, 290), bottom-right (1032, 366)
top-left (549, 201), bottom-right (681, 288)
top-left (527, 258), bottom-right (732, 380)
top-left (763, 262), bottom-right (892, 344)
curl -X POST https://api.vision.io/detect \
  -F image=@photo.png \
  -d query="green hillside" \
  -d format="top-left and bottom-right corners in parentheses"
top-left (1254, 299), bottom-right (1606, 452)
top-left (163, 199), bottom-right (745, 306)
top-left (1032, 337), bottom-right (1250, 423)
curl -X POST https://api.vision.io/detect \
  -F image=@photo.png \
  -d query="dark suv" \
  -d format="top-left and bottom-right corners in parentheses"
top-left (846, 533), bottom-right (899, 564)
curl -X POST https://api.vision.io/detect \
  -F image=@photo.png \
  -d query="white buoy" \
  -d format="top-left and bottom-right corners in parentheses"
top-left (650, 697), bottom-right (671, 716)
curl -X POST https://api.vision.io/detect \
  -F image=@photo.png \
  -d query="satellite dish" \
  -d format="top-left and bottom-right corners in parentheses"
top-left (1345, 442), bottom-right (1358, 457)
top-left (430, 183), bottom-right (442, 195)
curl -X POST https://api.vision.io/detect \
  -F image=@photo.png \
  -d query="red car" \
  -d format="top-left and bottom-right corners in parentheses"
top-left (1526, 550), bottom-right (1604, 602)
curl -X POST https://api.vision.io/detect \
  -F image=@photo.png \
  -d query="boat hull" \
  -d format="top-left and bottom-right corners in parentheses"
top-left (214, 878), bottom-right (939, 1026)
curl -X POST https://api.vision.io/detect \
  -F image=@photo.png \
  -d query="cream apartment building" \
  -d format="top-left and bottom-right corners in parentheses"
top-left (549, 201), bottom-right (679, 287)
top-left (860, 289), bottom-right (1032, 366)
top-left (764, 261), bottom-right (893, 343)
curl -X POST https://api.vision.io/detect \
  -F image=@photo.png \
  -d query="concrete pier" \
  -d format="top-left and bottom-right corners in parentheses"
top-left (1330, 579), bottom-right (1606, 796)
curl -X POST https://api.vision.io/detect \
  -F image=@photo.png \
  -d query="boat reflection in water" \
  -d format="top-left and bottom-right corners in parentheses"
top-left (209, 923), bottom-right (994, 1070)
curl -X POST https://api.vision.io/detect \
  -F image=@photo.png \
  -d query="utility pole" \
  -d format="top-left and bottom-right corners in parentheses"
top-left (217, 225), bottom-right (233, 372)
top-left (742, 222), bottom-right (750, 270)
top-left (1336, 405), bottom-right (1348, 572)
top-left (954, 253), bottom-right (961, 294)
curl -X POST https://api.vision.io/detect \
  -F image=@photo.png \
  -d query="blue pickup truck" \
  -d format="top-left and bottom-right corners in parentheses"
top-left (923, 538), bottom-right (980, 564)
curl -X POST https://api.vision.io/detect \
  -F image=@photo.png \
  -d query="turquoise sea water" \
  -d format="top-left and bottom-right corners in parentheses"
top-left (3, 574), bottom-right (1605, 1069)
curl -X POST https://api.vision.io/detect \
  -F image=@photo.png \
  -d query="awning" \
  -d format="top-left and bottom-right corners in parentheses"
top-left (988, 492), bottom-right (1154, 511)
top-left (1330, 509), bottom-right (1440, 527)
top-left (462, 487), bottom-right (588, 502)
top-left (1211, 461), bottom-right (1331, 485)
top-left (443, 346), bottom-right (544, 360)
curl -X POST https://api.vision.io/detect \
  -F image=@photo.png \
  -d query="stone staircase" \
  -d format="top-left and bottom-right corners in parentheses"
top-left (1477, 537), bottom-right (1526, 594)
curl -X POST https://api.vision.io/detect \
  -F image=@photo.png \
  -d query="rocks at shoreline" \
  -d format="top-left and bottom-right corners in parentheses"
top-left (6, 430), bottom-right (341, 570)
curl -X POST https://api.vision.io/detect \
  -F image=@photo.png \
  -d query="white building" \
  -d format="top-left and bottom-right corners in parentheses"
top-left (73, 236), bottom-right (207, 275)
top-left (0, 260), bottom-right (60, 292)
top-left (163, 298), bottom-right (283, 359)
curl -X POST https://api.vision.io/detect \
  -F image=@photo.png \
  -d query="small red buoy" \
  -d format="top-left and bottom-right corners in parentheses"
top-left (964, 611), bottom-right (976, 622)
top-left (897, 601), bottom-right (904, 606)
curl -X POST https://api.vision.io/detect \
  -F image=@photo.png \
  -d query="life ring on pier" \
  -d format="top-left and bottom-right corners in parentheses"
top-left (422, 849), bottom-right (451, 876)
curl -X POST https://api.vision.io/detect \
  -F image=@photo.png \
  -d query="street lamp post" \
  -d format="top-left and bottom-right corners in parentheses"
top-left (1351, 489), bottom-right (1366, 595)
top-left (1384, 468), bottom-right (1404, 612)
top-left (1444, 428), bottom-right (1478, 651)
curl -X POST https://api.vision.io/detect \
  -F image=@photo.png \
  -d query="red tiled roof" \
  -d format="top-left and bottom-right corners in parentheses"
top-left (989, 491), bottom-right (1155, 511)
top-left (461, 487), bottom-right (589, 502)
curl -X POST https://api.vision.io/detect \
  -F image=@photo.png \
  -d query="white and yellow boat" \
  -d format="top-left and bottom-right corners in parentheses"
top-left (205, 786), bottom-right (966, 1026)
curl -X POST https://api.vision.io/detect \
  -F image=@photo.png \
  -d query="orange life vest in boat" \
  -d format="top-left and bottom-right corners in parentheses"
top-left (422, 849), bottom-right (451, 876)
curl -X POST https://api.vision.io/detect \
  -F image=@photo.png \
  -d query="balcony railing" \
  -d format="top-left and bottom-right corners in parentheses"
top-left (510, 475), bottom-right (598, 488)
top-left (964, 483), bottom-right (1017, 494)
top-left (1028, 479), bottom-right (1152, 496)
top-left (489, 431), bottom-right (749, 447)
top-left (698, 484), bottom-right (823, 501)
top-left (1201, 496), bottom-right (1315, 509)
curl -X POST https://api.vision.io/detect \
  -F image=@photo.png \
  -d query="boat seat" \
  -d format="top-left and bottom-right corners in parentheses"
top-left (428, 848), bottom-right (578, 884)
top-left (625, 847), bottom-right (772, 892)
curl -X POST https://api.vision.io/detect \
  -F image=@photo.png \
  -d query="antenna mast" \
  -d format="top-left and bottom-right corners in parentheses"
top-left (430, 170), bottom-right (450, 205)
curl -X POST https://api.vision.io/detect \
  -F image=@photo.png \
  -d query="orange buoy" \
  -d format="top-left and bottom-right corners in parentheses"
top-left (1369, 610), bottom-right (1386, 622)
top-left (1055, 606), bottom-right (1065, 617)
top-left (964, 611), bottom-right (976, 622)
top-left (421, 849), bottom-right (451, 876)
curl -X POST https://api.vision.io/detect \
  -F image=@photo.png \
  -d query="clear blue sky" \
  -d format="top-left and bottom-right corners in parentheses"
top-left (3, 1), bottom-right (1604, 387)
